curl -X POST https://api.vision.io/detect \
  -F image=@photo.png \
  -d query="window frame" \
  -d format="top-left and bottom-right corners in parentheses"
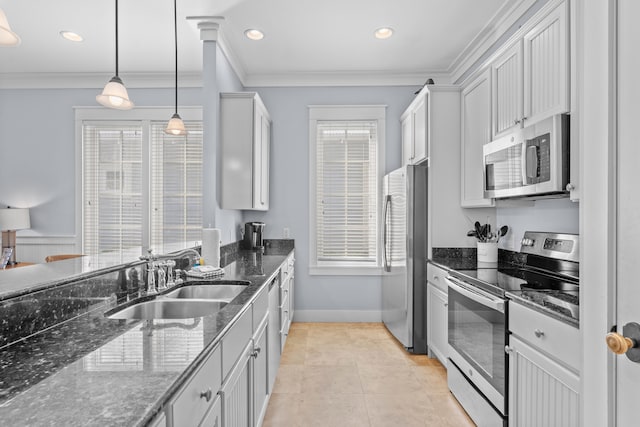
top-left (74, 107), bottom-right (203, 255)
top-left (308, 105), bottom-right (386, 276)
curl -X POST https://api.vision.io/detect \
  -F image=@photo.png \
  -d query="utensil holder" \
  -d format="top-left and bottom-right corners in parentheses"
top-left (477, 242), bottom-right (498, 263)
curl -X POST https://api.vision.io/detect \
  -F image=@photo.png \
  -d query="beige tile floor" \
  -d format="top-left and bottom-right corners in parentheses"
top-left (263, 322), bottom-right (476, 427)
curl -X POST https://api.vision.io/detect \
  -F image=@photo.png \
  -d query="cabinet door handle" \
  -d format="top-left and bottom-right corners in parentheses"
top-left (505, 345), bottom-right (513, 354)
top-left (252, 346), bottom-right (262, 358)
top-left (514, 119), bottom-right (521, 125)
top-left (534, 329), bottom-right (545, 338)
top-left (200, 388), bottom-right (213, 402)
top-left (444, 302), bottom-right (448, 307)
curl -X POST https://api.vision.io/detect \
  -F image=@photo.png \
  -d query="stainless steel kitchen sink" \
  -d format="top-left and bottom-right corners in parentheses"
top-left (107, 299), bottom-right (227, 320)
top-left (163, 284), bottom-right (247, 301)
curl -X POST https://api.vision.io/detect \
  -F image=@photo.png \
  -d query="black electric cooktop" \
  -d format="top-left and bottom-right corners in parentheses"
top-left (448, 258), bottom-right (580, 322)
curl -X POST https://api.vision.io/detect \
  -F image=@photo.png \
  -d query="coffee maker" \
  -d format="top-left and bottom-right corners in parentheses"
top-left (244, 222), bottom-right (265, 251)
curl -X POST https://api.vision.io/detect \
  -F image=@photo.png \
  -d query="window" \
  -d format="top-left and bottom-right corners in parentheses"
top-left (77, 108), bottom-right (203, 256)
top-left (308, 105), bottom-right (386, 275)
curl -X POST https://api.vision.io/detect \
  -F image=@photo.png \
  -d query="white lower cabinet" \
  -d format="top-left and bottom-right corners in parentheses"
top-left (426, 263), bottom-right (449, 366)
top-left (199, 395), bottom-right (221, 427)
top-left (252, 315), bottom-right (269, 427)
top-left (278, 253), bottom-right (295, 352)
top-left (267, 278), bottom-right (281, 392)
top-left (168, 343), bottom-right (222, 427)
top-left (166, 253), bottom-right (295, 427)
top-left (220, 341), bottom-right (253, 427)
top-left (508, 302), bottom-right (580, 427)
top-left (426, 283), bottom-right (448, 366)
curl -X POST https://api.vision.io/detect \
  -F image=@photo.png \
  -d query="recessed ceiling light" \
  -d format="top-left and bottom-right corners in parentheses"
top-left (60, 31), bottom-right (83, 42)
top-left (244, 29), bottom-right (264, 41)
top-left (374, 27), bottom-right (394, 40)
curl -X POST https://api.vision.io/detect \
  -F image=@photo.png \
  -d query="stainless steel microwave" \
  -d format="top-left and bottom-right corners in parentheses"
top-left (483, 114), bottom-right (569, 199)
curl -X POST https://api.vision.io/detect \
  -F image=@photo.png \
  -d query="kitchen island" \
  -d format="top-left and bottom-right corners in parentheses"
top-left (0, 240), bottom-right (294, 426)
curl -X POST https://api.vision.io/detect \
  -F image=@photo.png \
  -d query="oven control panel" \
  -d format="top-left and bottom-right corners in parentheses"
top-left (542, 237), bottom-right (574, 253)
top-left (519, 232), bottom-right (579, 262)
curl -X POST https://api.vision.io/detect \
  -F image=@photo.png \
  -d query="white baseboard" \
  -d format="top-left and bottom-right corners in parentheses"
top-left (293, 310), bottom-right (382, 323)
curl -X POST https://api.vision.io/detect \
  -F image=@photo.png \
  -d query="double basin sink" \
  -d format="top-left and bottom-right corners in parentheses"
top-left (106, 280), bottom-right (250, 320)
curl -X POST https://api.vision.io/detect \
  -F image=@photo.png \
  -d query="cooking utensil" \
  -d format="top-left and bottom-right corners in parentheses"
top-left (474, 222), bottom-right (483, 241)
top-left (496, 225), bottom-right (509, 242)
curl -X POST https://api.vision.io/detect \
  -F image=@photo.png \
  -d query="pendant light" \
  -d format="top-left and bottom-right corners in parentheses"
top-left (164, 0), bottom-right (187, 135)
top-left (96, 0), bottom-right (133, 110)
top-left (0, 8), bottom-right (21, 46)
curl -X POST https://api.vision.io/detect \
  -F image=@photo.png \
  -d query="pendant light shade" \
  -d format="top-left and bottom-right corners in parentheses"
top-left (96, 76), bottom-right (133, 109)
top-left (165, 0), bottom-right (187, 135)
top-left (0, 8), bottom-right (21, 46)
top-left (97, 0), bottom-right (133, 110)
top-left (165, 113), bottom-right (187, 135)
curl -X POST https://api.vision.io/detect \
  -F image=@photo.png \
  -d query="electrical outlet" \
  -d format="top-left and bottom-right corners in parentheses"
top-left (283, 227), bottom-right (290, 238)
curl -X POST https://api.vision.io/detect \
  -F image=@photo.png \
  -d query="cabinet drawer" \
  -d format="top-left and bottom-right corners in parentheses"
top-left (279, 276), bottom-right (290, 304)
top-left (509, 301), bottom-right (580, 371)
top-left (170, 344), bottom-right (222, 427)
top-left (252, 284), bottom-right (269, 332)
top-left (222, 307), bottom-right (252, 380)
top-left (427, 263), bottom-right (449, 292)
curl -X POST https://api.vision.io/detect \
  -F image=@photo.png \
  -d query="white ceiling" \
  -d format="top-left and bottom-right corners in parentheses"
top-left (0, 0), bottom-right (515, 87)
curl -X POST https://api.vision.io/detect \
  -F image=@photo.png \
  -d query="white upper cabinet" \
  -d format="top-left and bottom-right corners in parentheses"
top-left (491, 41), bottom-right (524, 139)
top-left (401, 90), bottom-right (428, 165)
top-left (523, 0), bottom-right (569, 126)
top-left (461, 69), bottom-right (495, 208)
top-left (491, 0), bottom-right (569, 140)
top-left (220, 92), bottom-right (271, 211)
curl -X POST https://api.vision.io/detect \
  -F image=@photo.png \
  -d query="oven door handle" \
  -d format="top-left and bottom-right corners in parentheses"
top-left (445, 276), bottom-right (505, 313)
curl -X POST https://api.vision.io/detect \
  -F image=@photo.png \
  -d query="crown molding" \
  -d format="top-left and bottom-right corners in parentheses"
top-left (216, 29), bottom-right (249, 85)
top-left (0, 71), bottom-right (202, 89)
top-left (448, 0), bottom-right (538, 84)
top-left (242, 70), bottom-right (452, 88)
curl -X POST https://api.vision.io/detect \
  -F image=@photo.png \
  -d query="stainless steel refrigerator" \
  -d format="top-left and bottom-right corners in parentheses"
top-left (381, 162), bottom-right (428, 354)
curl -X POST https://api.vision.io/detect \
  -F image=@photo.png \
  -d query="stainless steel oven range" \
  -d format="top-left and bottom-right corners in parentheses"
top-left (446, 232), bottom-right (579, 427)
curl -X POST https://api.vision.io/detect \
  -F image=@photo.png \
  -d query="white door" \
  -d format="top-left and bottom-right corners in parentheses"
top-left (613, 1), bottom-right (640, 425)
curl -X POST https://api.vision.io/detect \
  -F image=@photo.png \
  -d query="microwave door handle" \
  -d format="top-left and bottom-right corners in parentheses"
top-left (445, 277), bottom-right (505, 313)
top-left (525, 145), bottom-right (539, 180)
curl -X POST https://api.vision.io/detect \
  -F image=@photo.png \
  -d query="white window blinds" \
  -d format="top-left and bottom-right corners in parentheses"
top-left (150, 122), bottom-right (203, 247)
top-left (315, 120), bottom-right (378, 263)
top-left (82, 119), bottom-right (203, 256)
top-left (83, 123), bottom-right (143, 255)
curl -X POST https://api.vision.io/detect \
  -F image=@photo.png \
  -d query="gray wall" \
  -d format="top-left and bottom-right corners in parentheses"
top-left (242, 86), bottom-right (415, 317)
top-left (0, 44), bottom-right (244, 243)
top-left (497, 198), bottom-right (579, 250)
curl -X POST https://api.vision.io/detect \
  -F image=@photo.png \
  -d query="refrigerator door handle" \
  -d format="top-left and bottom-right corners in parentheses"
top-left (383, 195), bottom-right (391, 272)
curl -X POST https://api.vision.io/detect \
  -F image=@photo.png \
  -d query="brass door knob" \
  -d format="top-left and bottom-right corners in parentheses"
top-left (606, 332), bottom-right (636, 354)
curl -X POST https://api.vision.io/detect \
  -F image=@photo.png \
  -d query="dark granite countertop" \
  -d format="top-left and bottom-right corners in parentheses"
top-left (0, 241), bottom-right (294, 426)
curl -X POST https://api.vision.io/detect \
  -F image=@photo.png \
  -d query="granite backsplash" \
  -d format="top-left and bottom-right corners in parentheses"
top-left (431, 247), bottom-right (527, 268)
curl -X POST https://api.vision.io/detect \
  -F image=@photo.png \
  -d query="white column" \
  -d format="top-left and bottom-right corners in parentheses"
top-left (189, 17), bottom-right (225, 228)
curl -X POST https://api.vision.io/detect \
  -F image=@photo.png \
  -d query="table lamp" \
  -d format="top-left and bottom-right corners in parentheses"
top-left (0, 208), bottom-right (31, 265)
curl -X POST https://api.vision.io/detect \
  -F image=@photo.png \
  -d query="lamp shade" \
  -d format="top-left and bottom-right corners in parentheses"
top-left (0, 208), bottom-right (30, 231)
top-left (164, 113), bottom-right (187, 135)
top-left (96, 76), bottom-right (134, 110)
top-left (0, 8), bottom-right (21, 46)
